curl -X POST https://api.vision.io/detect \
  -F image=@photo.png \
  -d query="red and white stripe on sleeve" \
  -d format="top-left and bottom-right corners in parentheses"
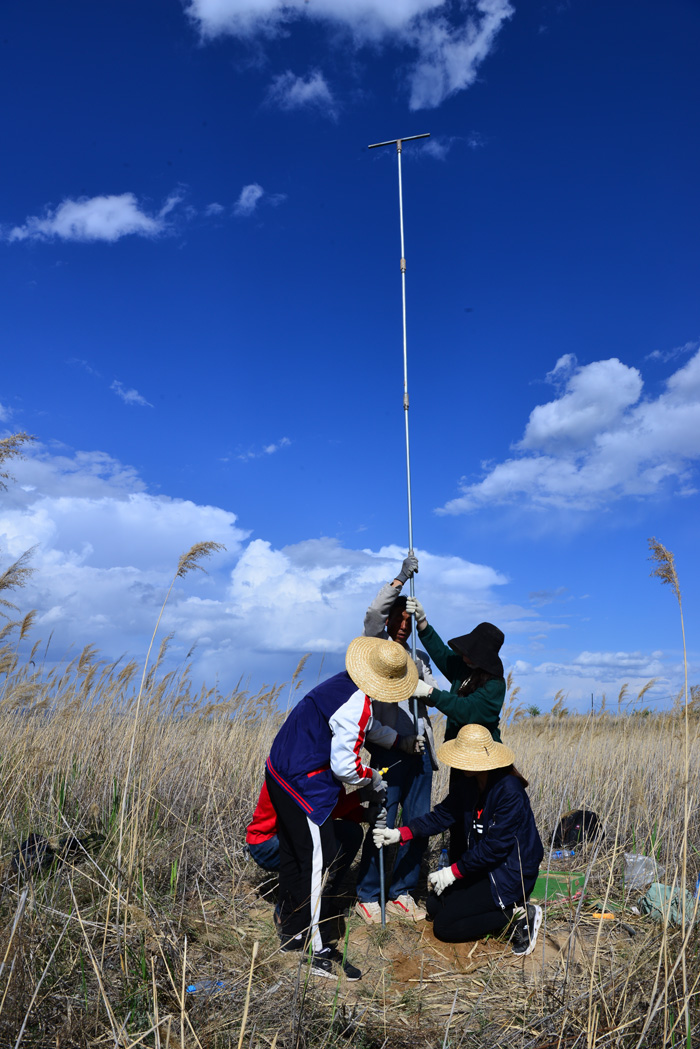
top-left (328, 689), bottom-right (374, 784)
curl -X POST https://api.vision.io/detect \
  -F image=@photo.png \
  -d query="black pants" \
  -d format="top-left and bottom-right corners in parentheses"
top-left (426, 874), bottom-right (513, 943)
top-left (266, 771), bottom-right (347, 952)
top-left (447, 768), bottom-right (468, 863)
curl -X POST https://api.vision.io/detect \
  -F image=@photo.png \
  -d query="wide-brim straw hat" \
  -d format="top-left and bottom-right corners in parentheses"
top-left (345, 637), bottom-right (419, 704)
top-left (437, 724), bottom-right (514, 771)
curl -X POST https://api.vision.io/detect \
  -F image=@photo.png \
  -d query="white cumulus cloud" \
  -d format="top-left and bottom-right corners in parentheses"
top-left (509, 655), bottom-right (673, 712)
top-left (7, 192), bottom-right (182, 244)
top-left (439, 347), bottom-right (700, 514)
top-left (519, 358), bottom-right (643, 453)
top-left (405, 0), bottom-right (515, 109)
top-left (185, 0), bottom-right (514, 110)
top-left (266, 70), bottom-right (337, 118)
top-left (0, 444), bottom-right (533, 693)
top-left (0, 443), bottom-right (691, 709)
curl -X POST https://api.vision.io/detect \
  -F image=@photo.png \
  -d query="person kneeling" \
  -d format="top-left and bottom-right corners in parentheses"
top-left (374, 724), bottom-right (544, 956)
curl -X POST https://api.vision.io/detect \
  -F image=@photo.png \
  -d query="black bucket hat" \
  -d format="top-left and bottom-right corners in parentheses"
top-left (448, 622), bottom-right (505, 678)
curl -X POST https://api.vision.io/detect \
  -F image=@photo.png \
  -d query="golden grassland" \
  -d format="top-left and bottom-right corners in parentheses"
top-left (0, 444), bottom-right (696, 1049)
top-left (0, 638), bottom-right (698, 1049)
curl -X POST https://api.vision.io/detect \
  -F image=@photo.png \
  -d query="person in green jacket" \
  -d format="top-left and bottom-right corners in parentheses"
top-left (409, 599), bottom-right (507, 862)
top-left (408, 598), bottom-right (506, 743)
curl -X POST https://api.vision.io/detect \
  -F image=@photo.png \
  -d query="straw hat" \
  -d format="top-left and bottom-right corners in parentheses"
top-left (345, 637), bottom-right (419, 704)
top-left (437, 724), bottom-right (514, 771)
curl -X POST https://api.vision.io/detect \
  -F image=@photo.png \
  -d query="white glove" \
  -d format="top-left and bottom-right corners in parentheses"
top-left (396, 554), bottom-right (419, 583)
top-left (413, 679), bottom-right (432, 700)
top-left (397, 734), bottom-right (425, 755)
top-left (370, 769), bottom-right (387, 795)
top-left (373, 826), bottom-right (401, 849)
top-left (428, 866), bottom-right (457, 896)
top-left (405, 596), bottom-right (427, 625)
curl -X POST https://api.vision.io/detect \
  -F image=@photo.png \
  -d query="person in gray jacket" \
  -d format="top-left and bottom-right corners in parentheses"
top-left (354, 554), bottom-right (437, 923)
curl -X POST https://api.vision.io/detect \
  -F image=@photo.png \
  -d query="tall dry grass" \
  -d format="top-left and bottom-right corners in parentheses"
top-left (0, 531), bottom-right (697, 1045)
top-left (0, 642), bottom-right (698, 1047)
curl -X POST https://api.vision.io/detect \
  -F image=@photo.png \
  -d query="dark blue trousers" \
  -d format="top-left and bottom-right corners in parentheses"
top-left (356, 745), bottom-right (432, 902)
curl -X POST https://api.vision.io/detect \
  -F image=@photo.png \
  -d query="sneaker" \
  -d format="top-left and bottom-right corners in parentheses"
top-left (309, 947), bottom-right (362, 981)
top-left (386, 894), bottom-right (426, 921)
top-left (354, 900), bottom-right (382, 924)
top-left (510, 903), bottom-right (543, 957)
top-left (280, 933), bottom-right (304, 953)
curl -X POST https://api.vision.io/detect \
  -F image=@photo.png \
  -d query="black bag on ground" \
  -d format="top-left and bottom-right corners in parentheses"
top-left (11, 834), bottom-right (55, 874)
top-left (10, 831), bottom-right (105, 877)
top-left (552, 809), bottom-right (603, 848)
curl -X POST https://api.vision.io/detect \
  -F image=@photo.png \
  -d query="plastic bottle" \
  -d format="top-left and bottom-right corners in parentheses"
top-left (438, 848), bottom-right (450, 870)
top-left (186, 979), bottom-right (226, 995)
top-left (552, 849), bottom-right (575, 859)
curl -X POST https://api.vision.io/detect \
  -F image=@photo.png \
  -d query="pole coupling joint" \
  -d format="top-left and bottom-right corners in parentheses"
top-left (403, 393), bottom-right (409, 410)
top-left (400, 258), bottom-right (406, 272)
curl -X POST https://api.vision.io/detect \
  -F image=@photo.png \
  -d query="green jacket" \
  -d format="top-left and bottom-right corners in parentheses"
top-left (419, 623), bottom-right (506, 742)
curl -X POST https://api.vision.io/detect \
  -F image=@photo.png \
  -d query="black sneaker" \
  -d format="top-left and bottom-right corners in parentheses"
top-left (309, 947), bottom-right (362, 981)
top-left (280, 933), bottom-right (304, 953)
top-left (510, 904), bottom-right (543, 957)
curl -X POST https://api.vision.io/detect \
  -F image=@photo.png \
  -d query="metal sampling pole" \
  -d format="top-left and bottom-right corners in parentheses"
top-left (367, 132), bottom-right (430, 736)
top-left (368, 133), bottom-right (429, 930)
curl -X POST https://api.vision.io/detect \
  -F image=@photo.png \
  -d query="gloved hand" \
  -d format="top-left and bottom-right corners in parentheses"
top-left (374, 803), bottom-right (388, 827)
top-left (428, 866), bottom-right (457, 896)
top-left (413, 679), bottom-right (432, 700)
top-left (371, 768), bottom-right (388, 796)
top-left (405, 596), bottom-right (427, 625)
top-left (397, 734), bottom-right (425, 755)
top-left (373, 826), bottom-right (401, 849)
top-left (395, 554), bottom-right (419, 584)
top-left (365, 797), bottom-right (384, 826)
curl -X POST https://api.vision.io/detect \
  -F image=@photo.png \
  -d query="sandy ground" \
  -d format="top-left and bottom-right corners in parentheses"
top-left (258, 898), bottom-right (634, 1022)
top-left (237, 865), bottom-right (642, 1042)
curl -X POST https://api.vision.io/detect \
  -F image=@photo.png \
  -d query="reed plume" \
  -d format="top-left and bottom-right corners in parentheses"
top-left (0, 431), bottom-right (34, 490)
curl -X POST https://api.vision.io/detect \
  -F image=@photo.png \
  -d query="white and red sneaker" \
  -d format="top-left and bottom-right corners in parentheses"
top-left (386, 894), bottom-right (426, 921)
top-left (354, 900), bottom-right (382, 924)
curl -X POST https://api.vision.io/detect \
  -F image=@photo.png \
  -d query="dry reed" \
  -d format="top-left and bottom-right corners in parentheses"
top-left (0, 513), bottom-right (696, 1045)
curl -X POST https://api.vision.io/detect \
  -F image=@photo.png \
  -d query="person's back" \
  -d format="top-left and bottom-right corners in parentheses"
top-left (265, 637), bottom-right (418, 978)
top-left (269, 671), bottom-right (353, 777)
top-left (268, 670), bottom-right (370, 825)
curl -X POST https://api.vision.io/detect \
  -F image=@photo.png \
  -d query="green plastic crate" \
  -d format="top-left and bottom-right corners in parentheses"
top-left (531, 870), bottom-right (585, 901)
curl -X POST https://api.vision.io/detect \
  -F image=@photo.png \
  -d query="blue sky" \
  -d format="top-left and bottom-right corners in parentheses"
top-left (1, 0), bottom-right (698, 712)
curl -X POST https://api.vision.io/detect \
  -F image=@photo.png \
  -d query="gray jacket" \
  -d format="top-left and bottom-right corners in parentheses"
top-left (363, 581), bottom-right (439, 770)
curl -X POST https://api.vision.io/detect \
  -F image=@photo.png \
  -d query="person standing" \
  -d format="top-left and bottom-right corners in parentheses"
top-left (355, 554), bottom-right (437, 924)
top-left (373, 724), bottom-right (544, 955)
top-left (265, 636), bottom-right (418, 981)
top-left (408, 598), bottom-right (506, 742)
